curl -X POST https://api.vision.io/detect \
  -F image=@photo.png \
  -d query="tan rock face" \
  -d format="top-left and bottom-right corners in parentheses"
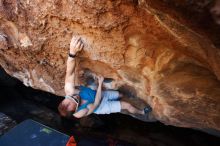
top-left (0, 0), bottom-right (220, 130)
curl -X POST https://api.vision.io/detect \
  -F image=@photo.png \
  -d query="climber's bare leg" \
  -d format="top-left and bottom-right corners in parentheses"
top-left (120, 101), bottom-right (144, 115)
top-left (65, 37), bottom-right (84, 95)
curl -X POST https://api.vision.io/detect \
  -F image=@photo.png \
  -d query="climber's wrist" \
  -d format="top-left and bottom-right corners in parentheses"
top-left (68, 53), bottom-right (77, 58)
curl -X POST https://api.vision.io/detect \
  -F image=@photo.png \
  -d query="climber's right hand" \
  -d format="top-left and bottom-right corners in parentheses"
top-left (70, 37), bottom-right (84, 55)
top-left (97, 75), bottom-right (104, 84)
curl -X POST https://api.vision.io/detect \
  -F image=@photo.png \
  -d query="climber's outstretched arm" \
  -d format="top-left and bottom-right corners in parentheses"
top-left (65, 37), bottom-right (84, 96)
top-left (86, 75), bottom-right (104, 115)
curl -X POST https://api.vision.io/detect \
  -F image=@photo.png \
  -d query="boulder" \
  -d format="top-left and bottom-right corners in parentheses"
top-left (0, 0), bottom-right (220, 131)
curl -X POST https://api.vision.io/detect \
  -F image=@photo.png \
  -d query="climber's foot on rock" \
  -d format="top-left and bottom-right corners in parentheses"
top-left (143, 105), bottom-right (152, 115)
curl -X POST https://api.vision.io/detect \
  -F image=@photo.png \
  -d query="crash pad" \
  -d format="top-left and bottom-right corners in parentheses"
top-left (0, 119), bottom-right (69, 146)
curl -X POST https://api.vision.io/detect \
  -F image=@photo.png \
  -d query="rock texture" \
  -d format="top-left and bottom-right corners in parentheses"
top-left (211, 0), bottom-right (220, 25)
top-left (0, 113), bottom-right (16, 136)
top-left (0, 0), bottom-right (220, 131)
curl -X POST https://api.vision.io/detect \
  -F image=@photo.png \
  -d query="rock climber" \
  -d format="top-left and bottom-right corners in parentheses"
top-left (58, 36), bottom-right (152, 118)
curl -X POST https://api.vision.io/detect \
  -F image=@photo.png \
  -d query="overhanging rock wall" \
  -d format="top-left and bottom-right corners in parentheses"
top-left (0, 0), bottom-right (220, 131)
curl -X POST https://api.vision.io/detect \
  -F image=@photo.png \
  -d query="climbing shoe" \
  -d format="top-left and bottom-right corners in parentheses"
top-left (144, 105), bottom-right (152, 114)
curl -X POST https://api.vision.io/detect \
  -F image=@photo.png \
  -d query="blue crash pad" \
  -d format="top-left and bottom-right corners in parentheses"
top-left (0, 119), bottom-right (69, 146)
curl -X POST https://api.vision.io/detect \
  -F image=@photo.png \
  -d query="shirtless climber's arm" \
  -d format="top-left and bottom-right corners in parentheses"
top-left (86, 75), bottom-right (104, 115)
top-left (64, 37), bottom-right (84, 96)
top-left (73, 108), bottom-right (88, 118)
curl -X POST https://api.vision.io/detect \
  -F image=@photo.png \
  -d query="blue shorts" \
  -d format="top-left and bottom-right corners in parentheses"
top-left (94, 90), bottom-right (121, 114)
